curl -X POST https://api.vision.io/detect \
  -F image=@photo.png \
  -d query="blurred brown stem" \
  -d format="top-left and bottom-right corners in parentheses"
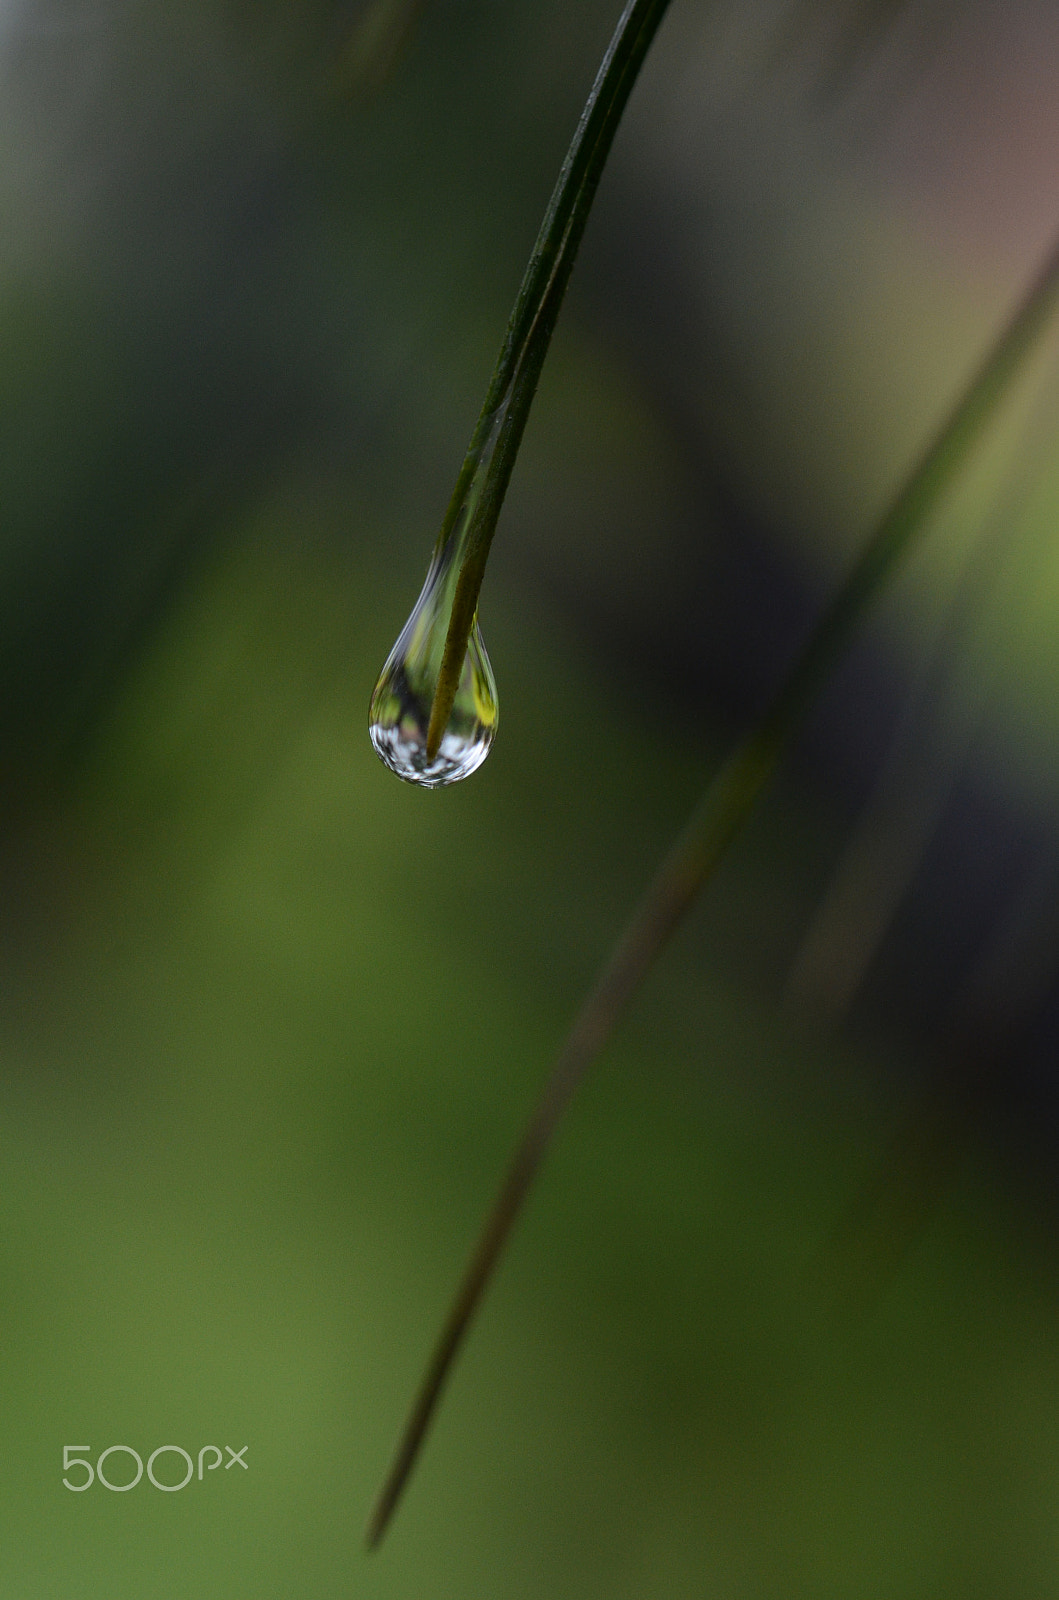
top-left (367, 201), bottom-right (1059, 1558)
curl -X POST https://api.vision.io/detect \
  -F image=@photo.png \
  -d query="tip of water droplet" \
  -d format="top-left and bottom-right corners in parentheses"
top-left (369, 719), bottom-right (496, 788)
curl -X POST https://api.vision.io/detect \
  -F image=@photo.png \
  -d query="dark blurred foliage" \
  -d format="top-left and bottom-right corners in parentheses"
top-left (5, 0), bottom-right (1059, 1593)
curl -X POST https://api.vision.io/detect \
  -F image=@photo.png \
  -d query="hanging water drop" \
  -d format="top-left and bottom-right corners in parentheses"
top-left (369, 540), bottom-right (498, 788)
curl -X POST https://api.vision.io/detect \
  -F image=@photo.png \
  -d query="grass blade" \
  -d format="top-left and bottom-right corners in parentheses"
top-left (367, 228), bottom-right (1059, 1549)
top-left (422, 0), bottom-right (675, 756)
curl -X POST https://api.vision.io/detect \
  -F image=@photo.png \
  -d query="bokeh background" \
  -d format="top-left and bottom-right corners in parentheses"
top-left (4, 0), bottom-right (1059, 1593)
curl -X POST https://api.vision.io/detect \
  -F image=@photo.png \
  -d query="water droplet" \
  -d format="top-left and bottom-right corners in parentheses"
top-left (369, 545), bottom-right (498, 788)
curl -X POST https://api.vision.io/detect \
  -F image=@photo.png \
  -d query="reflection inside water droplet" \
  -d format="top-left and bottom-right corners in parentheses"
top-left (369, 543), bottom-right (498, 788)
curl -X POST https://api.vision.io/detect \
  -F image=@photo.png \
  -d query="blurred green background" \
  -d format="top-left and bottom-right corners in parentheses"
top-left (4, 0), bottom-right (1059, 1594)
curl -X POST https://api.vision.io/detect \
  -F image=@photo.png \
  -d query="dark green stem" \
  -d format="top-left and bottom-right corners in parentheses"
top-left (424, 0), bottom-right (673, 758)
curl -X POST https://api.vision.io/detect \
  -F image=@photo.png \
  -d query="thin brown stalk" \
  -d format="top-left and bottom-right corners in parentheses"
top-left (367, 203), bottom-right (1059, 1559)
